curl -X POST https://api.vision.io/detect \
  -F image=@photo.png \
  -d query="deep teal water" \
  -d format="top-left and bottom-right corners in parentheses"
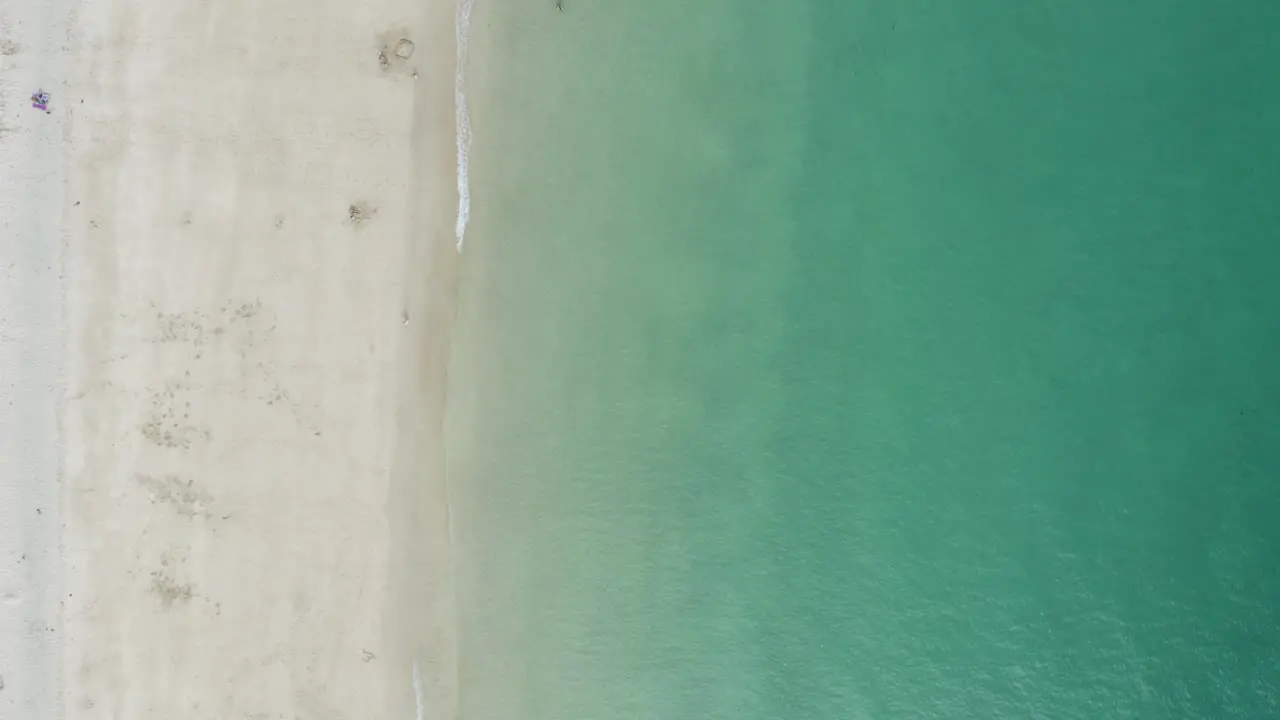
top-left (448, 2), bottom-right (1280, 717)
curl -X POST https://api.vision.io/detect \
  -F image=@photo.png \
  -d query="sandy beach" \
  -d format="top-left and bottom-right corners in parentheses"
top-left (2, 0), bottom-right (463, 716)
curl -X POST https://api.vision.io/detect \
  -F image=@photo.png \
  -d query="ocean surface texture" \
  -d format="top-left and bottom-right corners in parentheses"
top-left (448, 2), bottom-right (1280, 718)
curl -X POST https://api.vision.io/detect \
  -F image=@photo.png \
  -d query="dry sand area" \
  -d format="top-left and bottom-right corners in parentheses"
top-left (2, 0), bottom-right (463, 717)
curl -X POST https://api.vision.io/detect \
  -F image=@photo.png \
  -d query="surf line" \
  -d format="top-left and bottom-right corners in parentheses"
top-left (413, 661), bottom-right (426, 720)
top-left (454, 0), bottom-right (474, 251)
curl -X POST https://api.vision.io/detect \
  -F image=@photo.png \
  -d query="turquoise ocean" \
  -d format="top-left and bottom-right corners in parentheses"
top-left (446, 2), bottom-right (1280, 717)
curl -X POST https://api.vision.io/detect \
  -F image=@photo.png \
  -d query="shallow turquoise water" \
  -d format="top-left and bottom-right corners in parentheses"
top-left (449, 2), bottom-right (1280, 717)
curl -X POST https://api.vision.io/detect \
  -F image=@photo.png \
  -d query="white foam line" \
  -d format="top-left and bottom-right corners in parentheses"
top-left (413, 661), bottom-right (425, 720)
top-left (454, 0), bottom-right (474, 251)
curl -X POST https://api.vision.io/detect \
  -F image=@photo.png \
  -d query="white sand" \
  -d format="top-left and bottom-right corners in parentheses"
top-left (1, 0), bottom-right (75, 716)
top-left (2, 0), bottom-right (463, 716)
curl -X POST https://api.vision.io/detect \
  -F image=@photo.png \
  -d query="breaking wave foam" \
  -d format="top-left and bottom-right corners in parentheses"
top-left (412, 661), bottom-right (425, 720)
top-left (454, 0), bottom-right (474, 251)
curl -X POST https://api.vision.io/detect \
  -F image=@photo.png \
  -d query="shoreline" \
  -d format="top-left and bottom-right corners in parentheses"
top-left (3, 0), bottom-right (465, 716)
top-left (385, 0), bottom-right (468, 713)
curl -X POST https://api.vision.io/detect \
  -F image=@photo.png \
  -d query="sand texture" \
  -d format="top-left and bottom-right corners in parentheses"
top-left (2, 0), bottom-right (75, 716)
top-left (0, 0), bottom-right (460, 716)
